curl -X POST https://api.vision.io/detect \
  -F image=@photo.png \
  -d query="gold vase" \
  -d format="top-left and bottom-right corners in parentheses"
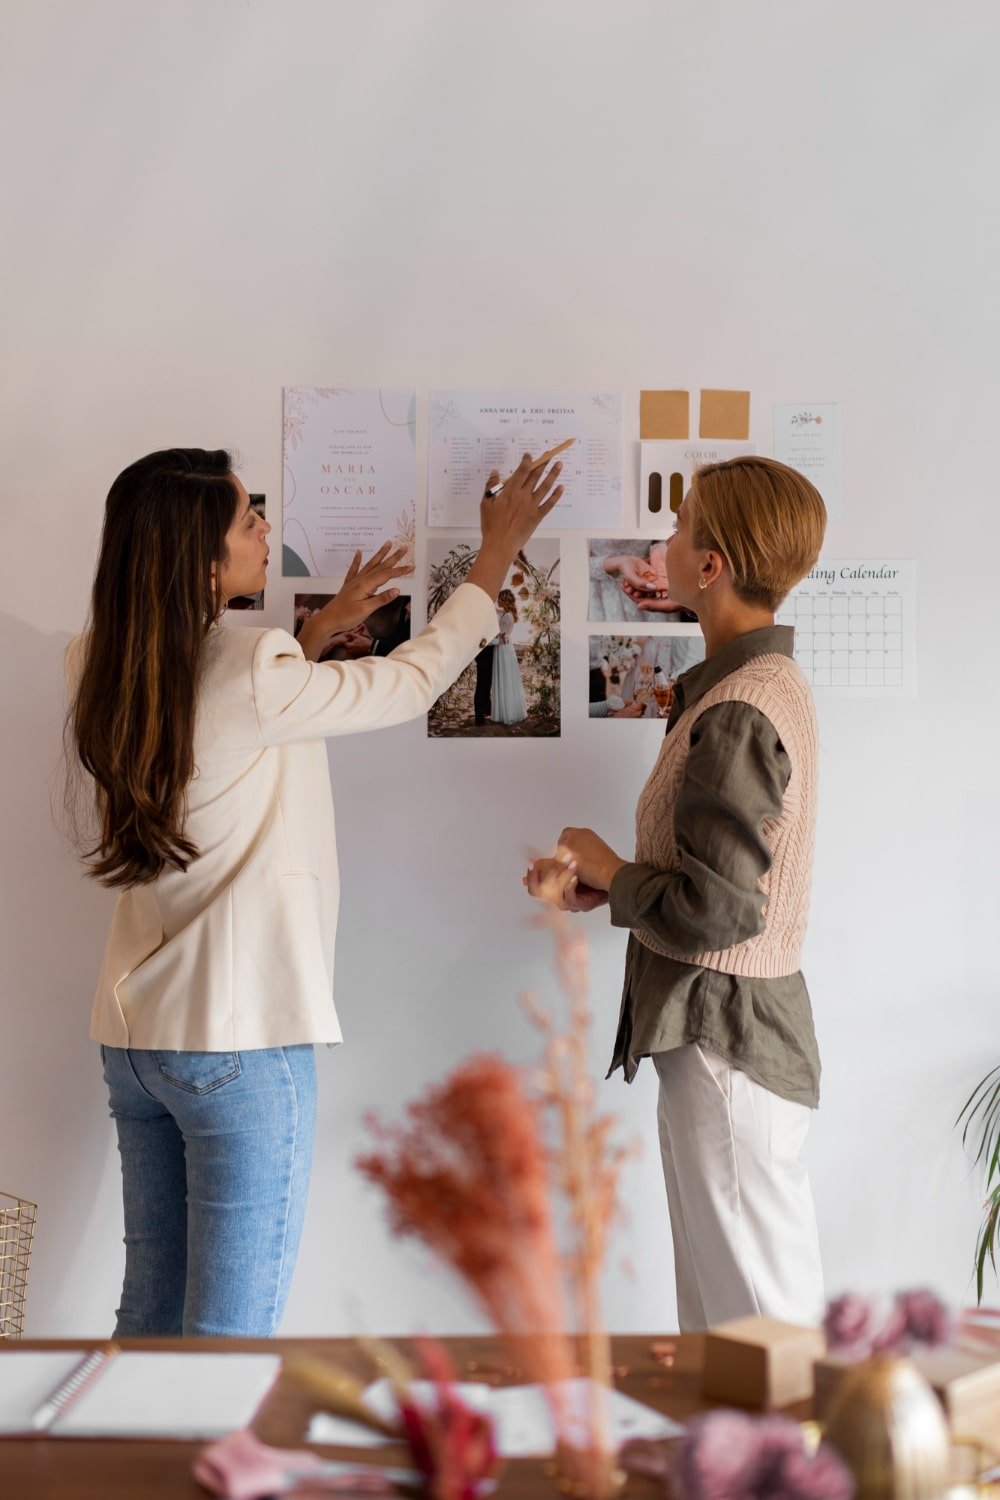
top-left (823, 1354), bottom-right (951, 1500)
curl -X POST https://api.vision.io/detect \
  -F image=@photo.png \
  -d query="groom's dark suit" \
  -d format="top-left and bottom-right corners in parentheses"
top-left (474, 642), bottom-right (495, 725)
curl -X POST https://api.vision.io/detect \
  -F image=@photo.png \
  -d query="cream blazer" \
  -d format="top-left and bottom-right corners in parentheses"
top-left (73, 583), bottom-right (498, 1051)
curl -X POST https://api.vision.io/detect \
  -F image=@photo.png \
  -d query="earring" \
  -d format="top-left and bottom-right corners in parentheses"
top-left (698, 578), bottom-right (708, 590)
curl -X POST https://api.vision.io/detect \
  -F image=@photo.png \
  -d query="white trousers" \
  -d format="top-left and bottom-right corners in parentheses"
top-left (653, 1045), bottom-right (824, 1332)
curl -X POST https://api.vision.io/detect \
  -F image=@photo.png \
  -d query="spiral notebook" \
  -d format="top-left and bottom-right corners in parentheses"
top-left (0, 1349), bottom-right (281, 1438)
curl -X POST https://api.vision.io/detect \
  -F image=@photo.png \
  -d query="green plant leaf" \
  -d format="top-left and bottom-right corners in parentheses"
top-left (959, 1067), bottom-right (1000, 1303)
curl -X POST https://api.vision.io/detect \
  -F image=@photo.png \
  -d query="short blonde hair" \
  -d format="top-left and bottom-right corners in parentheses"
top-left (690, 456), bottom-right (826, 611)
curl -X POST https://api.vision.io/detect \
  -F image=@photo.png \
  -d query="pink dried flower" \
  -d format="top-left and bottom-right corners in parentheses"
top-left (522, 907), bottom-right (632, 1468)
top-left (895, 1288), bottom-right (953, 1349)
top-left (677, 1410), bottom-right (792, 1500)
top-left (824, 1288), bottom-right (954, 1360)
top-left (357, 1054), bottom-right (574, 1395)
top-left (675, 1410), bottom-right (762, 1499)
top-left (823, 1294), bottom-right (879, 1357)
top-left (675, 1411), bottom-right (854, 1500)
top-left (868, 1299), bottom-right (909, 1355)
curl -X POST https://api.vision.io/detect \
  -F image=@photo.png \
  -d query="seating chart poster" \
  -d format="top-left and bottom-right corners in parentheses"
top-left (427, 389), bottom-right (623, 530)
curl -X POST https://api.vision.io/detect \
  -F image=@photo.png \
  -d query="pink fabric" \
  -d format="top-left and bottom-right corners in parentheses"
top-left (192, 1428), bottom-right (396, 1499)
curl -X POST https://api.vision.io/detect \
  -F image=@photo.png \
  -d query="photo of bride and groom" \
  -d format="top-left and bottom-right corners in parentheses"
top-left (427, 538), bottom-right (560, 738)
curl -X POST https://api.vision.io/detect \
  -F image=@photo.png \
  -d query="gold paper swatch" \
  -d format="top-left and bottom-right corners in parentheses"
top-left (699, 389), bottom-right (750, 440)
top-left (640, 390), bottom-right (689, 440)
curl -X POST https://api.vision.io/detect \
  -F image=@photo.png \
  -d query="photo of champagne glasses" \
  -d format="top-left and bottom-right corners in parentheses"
top-left (588, 635), bottom-right (705, 720)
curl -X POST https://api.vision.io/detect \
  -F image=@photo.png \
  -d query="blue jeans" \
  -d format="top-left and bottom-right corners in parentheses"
top-left (101, 1044), bottom-right (316, 1337)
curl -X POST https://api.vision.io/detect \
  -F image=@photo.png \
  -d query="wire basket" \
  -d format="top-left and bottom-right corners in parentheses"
top-left (0, 1192), bottom-right (36, 1339)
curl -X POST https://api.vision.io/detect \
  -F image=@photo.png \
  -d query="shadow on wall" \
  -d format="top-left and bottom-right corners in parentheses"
top-left (0, 613), bottom-right (121, 1332)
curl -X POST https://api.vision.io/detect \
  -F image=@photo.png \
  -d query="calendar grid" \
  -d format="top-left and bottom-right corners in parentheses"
top-left (776, 561), bottom-right (915, 695)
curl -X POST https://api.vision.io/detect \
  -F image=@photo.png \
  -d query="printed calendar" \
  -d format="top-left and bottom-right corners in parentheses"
top-left (777, 560), bottom-right (916, 697)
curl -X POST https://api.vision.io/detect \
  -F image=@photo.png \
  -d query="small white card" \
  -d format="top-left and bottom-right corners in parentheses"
top-left (773, 403), bottom-right (841, 520)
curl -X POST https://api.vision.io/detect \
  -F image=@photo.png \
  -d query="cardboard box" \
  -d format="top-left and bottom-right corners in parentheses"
top-left (701, 1316), bottom-right (827, 1409)
top-left (815, 1347), bottom-right (1000, 1448)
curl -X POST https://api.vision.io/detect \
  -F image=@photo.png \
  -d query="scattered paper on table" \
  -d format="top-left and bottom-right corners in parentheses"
top-left (488, 1378), bottom-right (685, 1457)
top-left (308, 1377), bottom-right (683, 1456)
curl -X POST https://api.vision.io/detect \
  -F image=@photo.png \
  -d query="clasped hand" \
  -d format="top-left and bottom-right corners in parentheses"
top-left (522, 827), bottom-right (626, 913)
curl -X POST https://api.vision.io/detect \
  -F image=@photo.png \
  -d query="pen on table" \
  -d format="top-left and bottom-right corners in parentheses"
top-left (485, 437), bottom-right (575, 497)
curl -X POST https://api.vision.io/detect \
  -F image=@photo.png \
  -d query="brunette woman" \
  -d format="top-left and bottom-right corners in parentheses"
top-left (69, 446), bottom-right (562, 1336)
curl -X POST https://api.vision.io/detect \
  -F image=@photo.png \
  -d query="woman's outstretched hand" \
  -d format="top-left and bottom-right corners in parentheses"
top-left (523, 855), bottom-right (610, 914)
top-left (482, 453), bottom-right (565, 553)
top-left (297, 544), bottom-right (412, 662)
top-left (466, 454), bottom-right (564, 600)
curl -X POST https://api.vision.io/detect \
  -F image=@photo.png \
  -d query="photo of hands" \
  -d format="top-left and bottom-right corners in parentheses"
top-left (587, 537), bottom-right (698, 624)
top-left (589, 634), bottom-right (704, 720)
top-left (293, 592), bottom-right (411, 663)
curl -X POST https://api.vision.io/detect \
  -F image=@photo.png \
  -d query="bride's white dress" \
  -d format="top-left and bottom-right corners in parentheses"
top-left (491, 612), bottom-right (527, 724)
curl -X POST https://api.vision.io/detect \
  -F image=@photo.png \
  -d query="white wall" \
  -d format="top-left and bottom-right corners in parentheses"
top-left (2, 0), bottom-right (998, 1336)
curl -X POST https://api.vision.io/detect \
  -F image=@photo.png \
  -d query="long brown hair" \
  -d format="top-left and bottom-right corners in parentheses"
top-left (497, 588), bottom-right (518, 622)
top-left (70, 448), bottom-right (238, 888)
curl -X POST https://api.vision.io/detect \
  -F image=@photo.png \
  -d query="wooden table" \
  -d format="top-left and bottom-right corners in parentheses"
top-left (1, 1333), bottom-right (709, 1499)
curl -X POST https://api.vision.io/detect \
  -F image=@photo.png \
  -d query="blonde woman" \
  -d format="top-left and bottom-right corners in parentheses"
top-left (491, 588), bottom-right (527, 725)
top-left (526, 456), bottom-right (827, 1331)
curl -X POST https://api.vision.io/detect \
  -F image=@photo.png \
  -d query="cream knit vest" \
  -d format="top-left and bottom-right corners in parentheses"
top-left (632, 653), bottom-right (817, 978)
